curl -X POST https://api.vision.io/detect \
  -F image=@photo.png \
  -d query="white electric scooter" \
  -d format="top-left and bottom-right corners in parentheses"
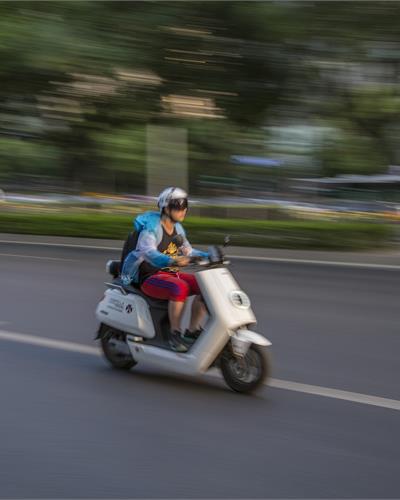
top-left (95, 240), bottom-right (271, 393)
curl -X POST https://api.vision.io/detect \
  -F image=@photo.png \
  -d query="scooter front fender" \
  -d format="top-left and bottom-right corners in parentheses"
top-left (234, 329), bottom-right (272, 347)
top-left (230, 329), bottom-right (271, 357)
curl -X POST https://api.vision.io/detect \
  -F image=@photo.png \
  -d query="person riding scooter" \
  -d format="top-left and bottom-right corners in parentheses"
top-left (121, 187), bottom-right (209, 352)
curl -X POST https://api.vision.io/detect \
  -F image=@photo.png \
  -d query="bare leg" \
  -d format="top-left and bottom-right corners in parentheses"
top-left (168, 300), bottom-right (186, 332)
top-left (189, 295), bottom-right (207, 332)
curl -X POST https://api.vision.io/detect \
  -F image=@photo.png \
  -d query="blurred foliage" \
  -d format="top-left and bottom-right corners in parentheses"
top-left (91, 126), bottom-right (147, 192)
top-left (1, 1), bottom-right (400, 193)
top-left (317, 127), bottom-right (387, 177)
top-left (0, 137), bottom-right (61, 180)
top-left (0, 211), bottom-right (392, 249)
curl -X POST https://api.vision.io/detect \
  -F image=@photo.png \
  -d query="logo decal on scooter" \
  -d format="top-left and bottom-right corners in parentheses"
top-left (108, 297), bottom-right (124, 313)
top-left (125, 304), bottom-right (133, 313)
top-left (229, 291), bottom-right (251, 309)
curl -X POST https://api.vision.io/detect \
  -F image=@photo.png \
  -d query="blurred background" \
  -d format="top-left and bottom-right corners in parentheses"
top-left (1, 0), bottom-right (400, 247)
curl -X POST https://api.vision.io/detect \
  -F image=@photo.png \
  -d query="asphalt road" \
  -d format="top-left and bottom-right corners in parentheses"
top-left (0, 241), bottom-right (399, 498)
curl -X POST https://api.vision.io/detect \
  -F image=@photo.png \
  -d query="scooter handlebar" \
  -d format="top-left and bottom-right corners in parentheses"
top-left (187, 246), bottom-right (229, 268)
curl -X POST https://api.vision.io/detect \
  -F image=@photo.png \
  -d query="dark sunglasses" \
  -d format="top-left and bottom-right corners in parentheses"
top-left (169, 198), bottom-right (188, 210)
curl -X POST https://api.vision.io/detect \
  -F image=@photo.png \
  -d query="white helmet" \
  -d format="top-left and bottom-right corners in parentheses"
top-left (157, 187), bottom-right (188, 212)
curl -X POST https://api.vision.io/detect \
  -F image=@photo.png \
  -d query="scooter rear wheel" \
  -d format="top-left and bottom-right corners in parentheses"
top-left (101, 328), bottom-right (137, 370)
top-left (221, 344), bottom-right (270, 393)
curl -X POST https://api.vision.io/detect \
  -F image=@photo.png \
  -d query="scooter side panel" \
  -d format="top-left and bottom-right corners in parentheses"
top-left (126, 317), bottom-right (229, 375)
top-left (96, 289), bottom-right (156, 338)
top-left (196, 268), bottom-right (256, 330)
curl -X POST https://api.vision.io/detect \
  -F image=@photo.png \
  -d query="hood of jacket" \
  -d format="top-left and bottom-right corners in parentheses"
top-left (133, 211), bottom-right (161, 235)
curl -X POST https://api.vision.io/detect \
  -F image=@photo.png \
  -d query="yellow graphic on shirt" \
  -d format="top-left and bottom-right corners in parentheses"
top-left (162, 241), bottom-right (179, 272)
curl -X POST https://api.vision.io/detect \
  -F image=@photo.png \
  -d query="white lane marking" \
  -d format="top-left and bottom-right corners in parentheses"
top-left (0, 240), bottom-right (120, 251)
top-left (0, 330), bottom-right (99, 356)
top-left (0, 239), bottom-right (399, 269)
top-left (229, 255), bottom-right (400, 270)
top-left (0, 329), bottom-right (399, 411)
top-left (0, 252), bottom-right (76, 262)
top-left (268, 378), bottom-right (400, 411)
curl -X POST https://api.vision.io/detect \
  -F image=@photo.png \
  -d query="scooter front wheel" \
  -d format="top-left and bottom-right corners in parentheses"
top-left (221, 344), bottom-right (270, 393)
top-left (101, 328), bottom-right (137, 370)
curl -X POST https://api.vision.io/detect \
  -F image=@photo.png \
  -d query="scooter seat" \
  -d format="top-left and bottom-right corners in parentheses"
top-left (112, 278), bottom-right (168, 310)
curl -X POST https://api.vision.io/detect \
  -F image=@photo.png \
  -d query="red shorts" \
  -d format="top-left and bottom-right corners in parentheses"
top-left (141, 271), bottom-right (201, 302)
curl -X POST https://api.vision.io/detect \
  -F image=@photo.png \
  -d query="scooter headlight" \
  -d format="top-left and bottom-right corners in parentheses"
top-left (229, 291), bottom-right (251, 309)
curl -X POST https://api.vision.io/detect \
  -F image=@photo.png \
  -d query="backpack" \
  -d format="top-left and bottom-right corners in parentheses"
top-left (120, 231), bottom-right (139, 269)
top-left (108, 231), bottom-right (139, 280)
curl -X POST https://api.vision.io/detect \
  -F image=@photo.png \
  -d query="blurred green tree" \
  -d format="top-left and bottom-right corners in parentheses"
top-left (1, 1), bottom-right (400, 191)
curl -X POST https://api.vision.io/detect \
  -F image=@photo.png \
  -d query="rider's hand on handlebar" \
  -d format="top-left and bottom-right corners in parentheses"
top-left (174, 256), bottom-right (191, 267)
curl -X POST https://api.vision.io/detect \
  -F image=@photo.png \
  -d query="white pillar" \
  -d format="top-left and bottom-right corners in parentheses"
top-left (146, 125), bottom-right (188, 196)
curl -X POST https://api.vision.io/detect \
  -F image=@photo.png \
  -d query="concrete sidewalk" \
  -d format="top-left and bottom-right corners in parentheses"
top-left (1, 232), bottom-right (400, 266)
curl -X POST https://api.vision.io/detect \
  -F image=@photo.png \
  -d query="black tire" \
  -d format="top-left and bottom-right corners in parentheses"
top-left (101, 328), bottom-right (137, 370)
top-left (221, 344), bottom-right (270, 394)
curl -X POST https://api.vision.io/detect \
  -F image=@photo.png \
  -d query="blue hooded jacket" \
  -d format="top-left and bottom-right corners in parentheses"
top-left (121, 211), bottom-right (208, 285)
